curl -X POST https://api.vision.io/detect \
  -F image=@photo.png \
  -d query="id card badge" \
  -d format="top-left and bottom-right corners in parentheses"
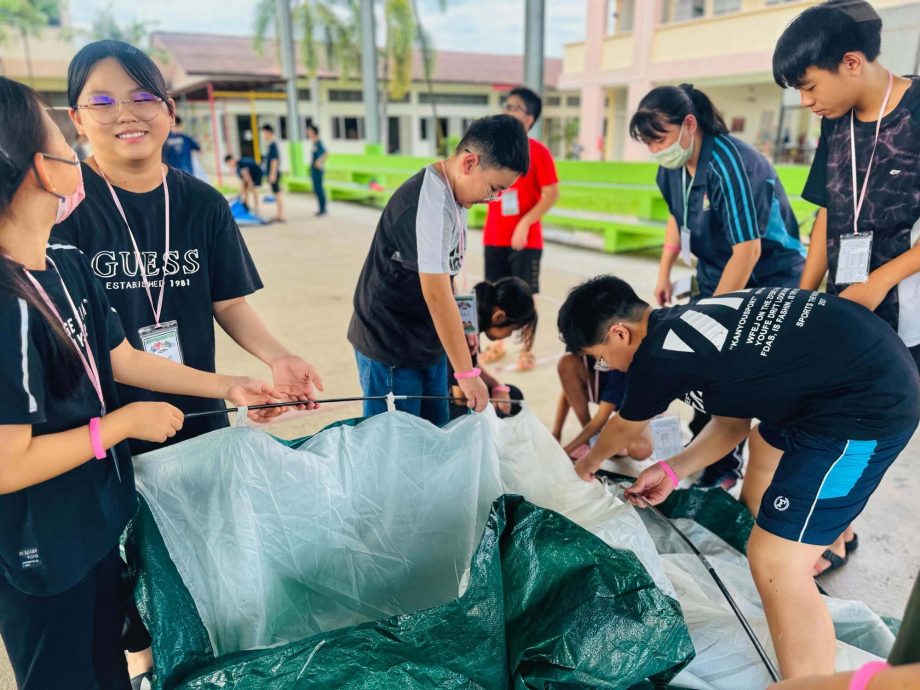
top-left (138, 320), bottom-right (184, 364)
top-left (671, 275), bottom-right (693, 302)
top-left (679, 226), bottom-right (693, 266)
top-left (835, 233), bottom-right (873, 285)
top-left (455, 294), bottom-right (479, 336)
top-left (650, 415), bottom-right (683, 462)
top-left (501, 189), bottom-right (520, 216)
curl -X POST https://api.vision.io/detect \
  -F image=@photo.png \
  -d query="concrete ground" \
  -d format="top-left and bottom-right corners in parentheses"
top-left (2, 193), bottom-right (917, 687)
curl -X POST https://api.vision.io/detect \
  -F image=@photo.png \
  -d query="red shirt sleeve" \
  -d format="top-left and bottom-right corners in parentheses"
top-left (532, 141), bottom-right (558, 189)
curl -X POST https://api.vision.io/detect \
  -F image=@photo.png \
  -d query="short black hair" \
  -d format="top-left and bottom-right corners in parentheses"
top-left (307, 123), bottom-right (319, 135)
top-left (68, 40), bottom-right (173, 115)
top-left (557, 275), bottom-right (649, 354)
top-left (175, 115), bottom-right (183, 126)
top-left (457, 114), bottom-right (529, 175)
top-left (773, 0), bottom-right (882, 89)
top-left (224, 154), bottom-right (234, 162)
top-left (509, 86), bottom-right (542, 124)
top-left (261, 124), bottom-right (274, 134)
top-left (475, 277), bottom-right (537, 350)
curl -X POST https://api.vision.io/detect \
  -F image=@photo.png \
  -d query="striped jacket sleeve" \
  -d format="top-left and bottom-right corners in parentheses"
top-left (0, 296), bottom-right (46, 425)
top-left (709, 136), bottom-right (760, 245)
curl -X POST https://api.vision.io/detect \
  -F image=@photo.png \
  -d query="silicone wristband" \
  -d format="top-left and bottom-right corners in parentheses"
top-left (88, 417), bottom-right (106, 460)
top-left (454, 367), bottom-right (481, 380)
top-left (663, 243), bottom-right (681, 253)
top-left (658, 460), bottom-right (679, 488)
top-left (849, 661), bottom-right (889, 690)
top-left (491, 385), bottom-right (511, 393)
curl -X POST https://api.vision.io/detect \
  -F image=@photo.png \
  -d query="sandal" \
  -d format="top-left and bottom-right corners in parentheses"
top-left (814, 549), bottom-right (848, 578)
top-left (845, 533), bottom-right (859, 554)
top-left (480, 340), bottom-right (506, 364)
top-left (517, 350), bottom-right (536, 372)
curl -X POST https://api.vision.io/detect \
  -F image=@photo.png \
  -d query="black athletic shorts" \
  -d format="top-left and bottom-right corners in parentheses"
top-left (269, 174), bottom-right (282, 194)
top-left (484, 246), bottom-right (542, 295)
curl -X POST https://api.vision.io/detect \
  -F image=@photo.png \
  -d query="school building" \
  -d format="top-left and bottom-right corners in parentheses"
top-left (561, 0), bottom-right (920, 162)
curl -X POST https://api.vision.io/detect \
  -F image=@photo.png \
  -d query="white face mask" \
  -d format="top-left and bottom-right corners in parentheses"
top-left (652, 121), bottom-right (694, 170)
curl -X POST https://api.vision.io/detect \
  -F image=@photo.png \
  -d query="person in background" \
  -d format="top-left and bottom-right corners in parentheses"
top-left (224, 153), bottom-right (263, 214)
top-left (307, 123), bottom-right (328, 217)
top-left (161, 116), bottom-right (200, 176)
top-left (480, 87), bottom-right (559, 372)
top-left (261, 124), bottom-right (284, 222)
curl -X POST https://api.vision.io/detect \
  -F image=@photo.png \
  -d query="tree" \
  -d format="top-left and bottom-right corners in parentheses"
top-left (0, 0), bottom-right (64, 86)
top-left (409, 0), bottom-right (448, 153)
top-left (80, 3), bottom-right (168, 61)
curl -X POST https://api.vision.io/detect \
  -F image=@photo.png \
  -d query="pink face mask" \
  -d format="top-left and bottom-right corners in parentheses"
top-left (37, 150), bottom-right (86, 224)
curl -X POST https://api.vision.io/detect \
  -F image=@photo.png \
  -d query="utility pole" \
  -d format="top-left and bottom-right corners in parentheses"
top-left (361, 0), bottom-right (381, 146)
top-left (276, 0), bottom-right (304, 172)
top-left (523, 0), bottom-right (546, 140)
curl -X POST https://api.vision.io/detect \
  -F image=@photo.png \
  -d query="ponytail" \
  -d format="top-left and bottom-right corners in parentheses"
top-left (0, 77), bottom-right (82, 396)
top-left (629, 84), bottom-right (728, 144)
top-left (475, 277), bottom-right (537, 351)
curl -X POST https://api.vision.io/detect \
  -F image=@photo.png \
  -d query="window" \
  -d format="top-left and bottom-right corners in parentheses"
top-left (566, 95), bottom-right (581, 108)
top-left (666, 0), bottom-right (704, 22)
top-left (419, 92), bottom-right (489, 106)
top-left (298, 88), bottom-right (311, 101)
top-left (329, 89), bottom-right (363, 103)
top-left (546, 96), bottom-right (561, 107)
top-left (420, 118), bottom-right (429, 140)
top-left (280, 116), bottom-right (287, 140)
top-left (332, 116), bottom-right (365, 140)
top-left (713, 0), bottom-right (741, 14)
top-left (609, 0), bottom-right (635, 34)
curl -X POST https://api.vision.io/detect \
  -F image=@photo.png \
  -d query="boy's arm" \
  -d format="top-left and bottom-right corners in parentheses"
top-left (573, 413), bottom-right (651, 481)
top-left (419, 272), bottom-right (489, 411)
top-left (714, 239), bottom-right (762, 295)
top-left (270, 158), bottom-right (279, 183)
top-left (800, 208), bottom-right (828, 290)
top-left (510, 184), bottom-right (560, 250)
top-left (839, 233), bottom-right (920, 311)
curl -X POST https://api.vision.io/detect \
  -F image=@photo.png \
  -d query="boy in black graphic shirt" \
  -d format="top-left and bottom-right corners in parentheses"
top-left (773, 0), bottom-right (920, 576)
top-left (557, 275), bottom-right (919, 680)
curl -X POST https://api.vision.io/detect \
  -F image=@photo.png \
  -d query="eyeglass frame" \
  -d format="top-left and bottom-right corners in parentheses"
top-left (592, 322), bottom-right (625, 372)
top-left (72, 94), bottom-right (167, 125)
top-left (463, 148), bottom-right (502, 202)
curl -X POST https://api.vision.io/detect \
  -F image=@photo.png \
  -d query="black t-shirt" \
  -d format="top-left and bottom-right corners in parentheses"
top-left (237, 157), bottom-right (263, 185)
top-left (53, 164), bottom-right (263, 454)
top-left (0, 244), bottom-right (136, 595)
top-left (263, 142), bottom-right (280, 176)
top-left (802, 77), bottom-right (920, 343)
top-left (348, 165), bottom-right (468, 367)
top-left (619, 288), bottom-right (920, 440)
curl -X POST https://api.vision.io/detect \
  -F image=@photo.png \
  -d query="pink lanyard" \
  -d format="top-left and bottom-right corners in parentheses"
top-left (583, 355), bottom-right (599, 404)
top-left (438, 161), bottom-right (467, 276)
top-left (24, 257), bottom-right (106, 415)
top-left (850, 71), bottom-right (893, 236)
top-left (102, 166), bottom-right (170, 325)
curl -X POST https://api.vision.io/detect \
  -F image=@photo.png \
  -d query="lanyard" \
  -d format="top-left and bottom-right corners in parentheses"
top-left (23, 258), bottom-right (106, 415)
top-left (850, 71), bottom-right (894, 236)
top-left (438, 161), bottom-right (467, 285)
top-left (681, 167), bottom-right (694, 229)
top-left (102, 166), bottom-right (170, 325)
top-left (583, 355), bottom-right (600, 404)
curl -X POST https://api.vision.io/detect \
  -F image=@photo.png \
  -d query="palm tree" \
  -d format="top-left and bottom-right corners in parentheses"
top-left (409, 0), bottom-right (448, 153)
top-left (80, 4), bottom-right (168, 61)
top-left (0, 0), bottom-right (64, 86)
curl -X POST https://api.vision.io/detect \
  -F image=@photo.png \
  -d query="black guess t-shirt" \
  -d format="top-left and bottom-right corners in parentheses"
top-left (619, 288), bottom-right (920, 440)
top-left (0, 245), bottom-right (136, 595)
top-left (53, 164), bottom-right (263, 454)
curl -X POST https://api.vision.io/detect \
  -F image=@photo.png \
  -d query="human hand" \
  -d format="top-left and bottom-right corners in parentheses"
top-left (457, 376), bottom-right (489, 412)
top-left (654, 276), bottom-right (673, 307)
top-left (838, 278), bottom-right (890, 312)
top-left (270, 355), bottom-right (325, 411)
top-left (225, 376), bottom-right (285, 422)
top-left (573, 454), bottom-right (600, 482)
top-left (119, 402), bottom-right (184, 443)
top-left (510, 220), bottom-right (530, 251)
top-left (624, 462), bottom-right (676, 507)
top-left (491, 386), bottom-right (512, 415)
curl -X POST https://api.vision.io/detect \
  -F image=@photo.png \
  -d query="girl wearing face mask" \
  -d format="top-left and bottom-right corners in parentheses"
top-left (630, 84), bottom-right (806, 489)
top-left (0, 77), bottom-right (283, 690)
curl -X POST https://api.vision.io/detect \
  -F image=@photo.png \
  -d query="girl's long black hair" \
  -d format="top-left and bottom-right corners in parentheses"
top-left (629, 84), bottom-right (728, 144)
top-left (475, 277), bottom-right (537, 350)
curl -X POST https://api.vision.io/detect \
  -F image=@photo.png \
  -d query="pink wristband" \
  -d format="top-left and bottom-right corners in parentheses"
top-left (663, 243), bottom-right (681, 253)
top-left (454, 367), bottom-right (481, 380)
top-left (849, 661), bottom-right (889, 690)
top-left (88, 417), bottom-right (106, 460)
top-left (491, 385), bottom-right (511, 393)
top-left (657, 460), bottom-right (679, 488)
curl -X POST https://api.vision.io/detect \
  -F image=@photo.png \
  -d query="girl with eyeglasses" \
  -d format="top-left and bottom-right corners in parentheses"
top-left (0, 76), bottom-right (285, 690)
top-left (52, 40), bottom-right (325, 685)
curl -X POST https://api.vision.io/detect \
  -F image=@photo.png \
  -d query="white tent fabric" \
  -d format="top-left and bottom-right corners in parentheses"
top-left (134, 407), bottom-right (893, 685)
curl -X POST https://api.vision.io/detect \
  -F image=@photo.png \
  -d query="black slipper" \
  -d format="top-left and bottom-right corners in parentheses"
top-left (845, 533), bottom-right (859, 554)
top-left (815, 549), bottom-right (848, 577)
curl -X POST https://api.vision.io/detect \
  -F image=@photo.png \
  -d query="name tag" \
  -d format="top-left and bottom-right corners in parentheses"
top-left (455, 294), bottom-right (479, 335)
top-left (139, 320), bottom-right (184, 364)
top-left (650, 415), bottom-right (683, 461)
top-left (501, 189), bottom-right (520, 216)
top-left (680, 226), bottom-right (693, 266)
top-left (835, 233), bottom-right (873, 285)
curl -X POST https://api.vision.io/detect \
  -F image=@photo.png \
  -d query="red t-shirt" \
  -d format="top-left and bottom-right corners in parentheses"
top-left (483, 137), bottom-right (558, 250)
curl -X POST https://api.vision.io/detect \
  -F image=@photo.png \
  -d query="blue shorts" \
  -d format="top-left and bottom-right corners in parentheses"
top-left (756, 423), bottom-right (916, 545)
top-left (354, 350), bottom-right (449, 427)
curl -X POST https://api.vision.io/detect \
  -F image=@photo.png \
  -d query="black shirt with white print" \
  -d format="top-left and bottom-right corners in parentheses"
top-left (53, 164), bottom-right (263, 454)
top-left (348, 165), bottom-right (468, 368)
top-left (618, 288), bottom-right (920, 441)
top-left (803, 77), bottom-right (920, 345)
top-left (0, 244), bottom-right (135, 595)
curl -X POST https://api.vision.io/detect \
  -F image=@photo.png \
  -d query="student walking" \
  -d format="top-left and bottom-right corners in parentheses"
top-left (307, 123), bottom-right (328, 217)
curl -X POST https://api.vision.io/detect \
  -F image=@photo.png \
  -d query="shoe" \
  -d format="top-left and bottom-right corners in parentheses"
top-left (314, 211), bottom-right (327, 217)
